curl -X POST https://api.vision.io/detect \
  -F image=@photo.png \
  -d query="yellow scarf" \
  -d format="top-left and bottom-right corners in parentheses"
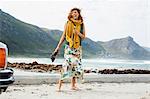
top-left (65, 18), bottom-right (83, 49)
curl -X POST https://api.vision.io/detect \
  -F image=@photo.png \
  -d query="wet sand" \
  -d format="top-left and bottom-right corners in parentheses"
top-left (12, 69), bottom-right (150, 84)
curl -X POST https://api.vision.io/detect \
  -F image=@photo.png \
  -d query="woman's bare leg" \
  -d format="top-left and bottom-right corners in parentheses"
top-left (71, 77), bottom-right (78, 90)
top-left (57, 80), bottom-right (63, 92)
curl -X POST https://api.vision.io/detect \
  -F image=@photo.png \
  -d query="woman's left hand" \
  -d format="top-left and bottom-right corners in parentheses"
top-left (74, 29), bottom-right (80, 35)
top-left (74, 29), bottom-right (85, 39)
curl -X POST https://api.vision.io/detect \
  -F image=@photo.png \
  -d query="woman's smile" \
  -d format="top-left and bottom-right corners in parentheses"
top-left (72, 10), bottom-right (79, 19)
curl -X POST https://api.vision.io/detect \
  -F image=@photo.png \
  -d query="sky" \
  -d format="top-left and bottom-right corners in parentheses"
top-left (0, 0), bottom-right (149, 47)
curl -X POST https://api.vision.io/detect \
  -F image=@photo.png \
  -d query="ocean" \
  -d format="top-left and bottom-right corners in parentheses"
top-left (8, 57), bottom-right (150, 70)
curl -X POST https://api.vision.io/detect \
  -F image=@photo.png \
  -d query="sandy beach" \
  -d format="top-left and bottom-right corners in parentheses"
top-left (0, 83), bottom-right (150, 99)
top-left (0, 69), bottom-right (150, 99)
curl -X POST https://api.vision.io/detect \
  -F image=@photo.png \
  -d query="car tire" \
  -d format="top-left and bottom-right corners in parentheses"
top-left (0, 88), bottom-right (2, 94)
top-left (2, 87), bottom-right (8, 92)
top-left (0, 87), bottom-right (8, 93)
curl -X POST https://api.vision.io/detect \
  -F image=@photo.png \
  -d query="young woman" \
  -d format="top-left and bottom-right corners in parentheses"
top-left (53, 8), bottom-right (86, 91)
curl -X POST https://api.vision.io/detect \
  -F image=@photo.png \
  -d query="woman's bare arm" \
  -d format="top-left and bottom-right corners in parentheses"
top-left (54, 23), bottom-right (67, 52)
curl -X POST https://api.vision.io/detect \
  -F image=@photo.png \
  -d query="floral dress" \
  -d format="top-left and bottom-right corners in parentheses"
top-left (60, 44), bottom-right (84, 80)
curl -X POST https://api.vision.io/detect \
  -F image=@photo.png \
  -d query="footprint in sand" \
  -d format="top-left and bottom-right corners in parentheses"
top-left (85, 88), bottom-right (92, 90)
top-left (13, 89), bottom-right (22, 91)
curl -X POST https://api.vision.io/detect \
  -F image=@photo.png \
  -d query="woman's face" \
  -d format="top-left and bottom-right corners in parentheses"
top-left (71, 10), bottom-right (79, 20)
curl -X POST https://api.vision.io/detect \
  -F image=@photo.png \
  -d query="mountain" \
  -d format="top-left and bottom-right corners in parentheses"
top-left (0, 9), bottom-right (150, 59)
top-left (0, 9), bottom-right (105, 58)
top-left (143, 47), bottom-right (150, 52)
top-left (97, 36), bottom-right (150, 59)
top-left (0, 9), bottom-right (57, 57)
top-left (42, 29), bottom-right (106, 58)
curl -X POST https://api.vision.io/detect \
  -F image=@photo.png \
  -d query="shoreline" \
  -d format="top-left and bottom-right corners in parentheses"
top-left (8, 61), bottom-right (150, 74)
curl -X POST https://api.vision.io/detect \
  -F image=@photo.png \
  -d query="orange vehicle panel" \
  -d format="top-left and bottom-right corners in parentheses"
top-left (0, 48), bottom-right (6, 68)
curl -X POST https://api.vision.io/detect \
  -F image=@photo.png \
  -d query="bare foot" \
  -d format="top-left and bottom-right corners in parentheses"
top-left (56, 89), bottom-right (61, 92)
top-left (71, 86), bottom-right (79, 90)
top-left (71, 87), bottom-right (76, 90)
